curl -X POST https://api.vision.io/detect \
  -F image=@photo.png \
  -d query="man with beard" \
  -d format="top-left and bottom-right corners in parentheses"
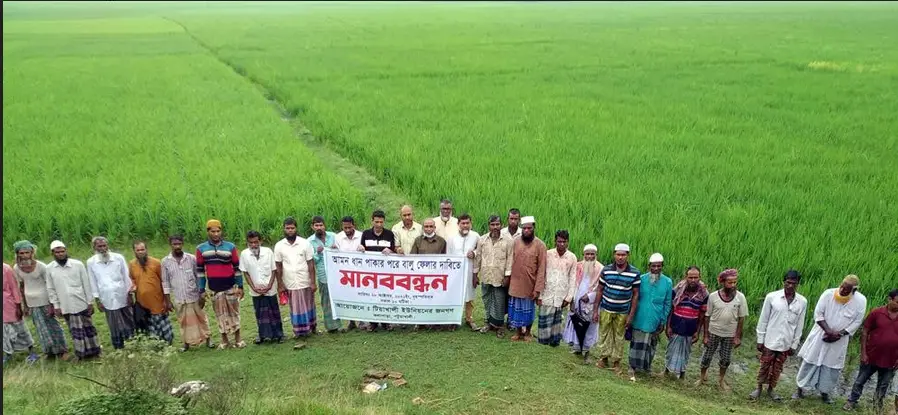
top-left (538, 230), bottom-right (577, 347)
top-left (13, 240), bottom-right (69, 360)
top-left (844, 289), bottom-right (898, 412)
top-left (563, 244), bottom-right (603, 357)
top-left (129, 241), bottom-right (174, 345)
top-left (307, 217), bottom-right (341, 333)
top-left (4, 262), bottom-right (39, 365)
top-left (697, 269), bottom-right (748, 391)
top-left (433, 199), bottom-right (459, 240)
top-left (196, 219), bottom-right (245, 349)
top-left (793, 275), bottom-right (866, 404)
top-left (46, 240), bottom-right (101, 361)
top-left (507, 216), bottom-right (546, 342)
top-left (750, 270), bottom-right (807, 401)
top-left (664, 266), bottom-right (708, 380)
top-left (358, 210), bottom-right (396, 331)
top-left (87, 236), bottom-right (135, 350)
top-left (500, 208), bottom-right (522, 240)
top-left (593, 243), bottom-right (641, 374)
top-left (392, 205), bottom-right (422, 255)
top-left (274, 217), bottom-right (318, 346)
top-left (335, 216), bottom-right (362, 331)
top-left (448, 213), bottom-right (480, 331)
top-left (474, 215), bottom-right (514, 337)
top-left (628, 253), bottom-right (672, 381)
top-left (240, 230), bottom-right (283, 344)
top-left (162, 235), bottom-right (213, 352)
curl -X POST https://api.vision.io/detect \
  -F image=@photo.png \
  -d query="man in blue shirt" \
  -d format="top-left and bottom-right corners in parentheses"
top-left (307, 216), bottom-right (341, 333)
top-left (628, 253), bottom-right (672, 381)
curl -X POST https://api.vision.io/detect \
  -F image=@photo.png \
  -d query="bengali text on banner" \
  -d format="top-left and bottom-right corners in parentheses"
top-left (324, 249), bottom-right (467, 324)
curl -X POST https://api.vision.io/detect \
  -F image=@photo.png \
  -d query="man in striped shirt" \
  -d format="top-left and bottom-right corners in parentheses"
top-left (592, 243), bottom-right (641, 373)
top-left (162, 235), bottom-right (213, 352)
top-left (196, 219), bottom-right (245, 349)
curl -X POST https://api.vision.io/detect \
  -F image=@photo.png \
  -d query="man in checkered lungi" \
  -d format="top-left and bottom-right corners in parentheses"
top-left (130, 242), bottom-right (174, 345)
top-left (696, 269), bottom-right (749, 391)
top-left (749, 270), bottom-right (807, 401)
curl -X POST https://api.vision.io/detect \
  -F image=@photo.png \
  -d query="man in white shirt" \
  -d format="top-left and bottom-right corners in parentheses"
top-left (392, 205), bottom-right (422, 255)
top-left (448, 213), bottom-right (480, 331)
top-left (433, 199), bottom-right (459, 240)
top-left (793, 274), bottom-right (867, 404)
top-left (86, 236), bottom-right (134, 350)
top-left (274, 217), bottom-right (317, 348)
top-left (46, 240), bottom-right (101, 361)
top-left (500, 208), bottom-right (522, 240)
top-left (335, 216), bottom-right (363, 253)
top-left (240, 230), bottom-right (283, 344)
top-left (750, 270), bottom-right (808, 401)
top-left (334, 216), bottom-right (362, 331)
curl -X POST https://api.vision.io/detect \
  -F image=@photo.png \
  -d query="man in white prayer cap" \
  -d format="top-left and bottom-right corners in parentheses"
top-left (592, 243), bottom-right (641, 374)
top-left (507, 216), bottom-right (546, 342)
top-left (45, 241), bottom-right (102, 361)
top-left (627, 253), bottom-right (672, 381)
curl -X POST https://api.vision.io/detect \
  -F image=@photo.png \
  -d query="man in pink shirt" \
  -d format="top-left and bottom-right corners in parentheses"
top-left (3, 263), bottom-right (39, 365)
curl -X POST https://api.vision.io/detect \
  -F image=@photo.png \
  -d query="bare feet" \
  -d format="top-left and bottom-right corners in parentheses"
top-left (719, 379), bottom-right (731, 392)
top-left (511, 334), bottom-right (522, 342)
top-left (694, 378), bottom-right (706, 387)
top-left (596, 359), bottom-right (608, 369)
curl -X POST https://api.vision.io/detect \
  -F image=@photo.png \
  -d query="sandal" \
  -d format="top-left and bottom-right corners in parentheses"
top-left (233, 341), bottom-right (247, 349)
top-left (217, 343), bottom-right (230, 350)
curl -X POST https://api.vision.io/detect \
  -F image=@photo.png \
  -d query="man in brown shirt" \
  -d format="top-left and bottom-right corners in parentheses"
top-left (130, 242), bottom-right (174, 345)
top-left (410, 218), bottom-right (447, 331)
top-left (507, 216), bottom-right (546, 342)
top-left (410, 219), bottom-right (447, 255)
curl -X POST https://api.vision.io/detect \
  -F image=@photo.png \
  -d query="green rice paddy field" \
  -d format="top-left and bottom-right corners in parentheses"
top-left (3, 2), bottom-right (897, 414)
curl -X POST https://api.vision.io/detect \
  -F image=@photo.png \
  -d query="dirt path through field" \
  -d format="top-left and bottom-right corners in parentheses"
top-left (163, 16), bottom-right (413, 217)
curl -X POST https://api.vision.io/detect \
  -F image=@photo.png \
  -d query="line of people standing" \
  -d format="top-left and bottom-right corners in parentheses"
top-left (3, 201), bottom-right (897, 413)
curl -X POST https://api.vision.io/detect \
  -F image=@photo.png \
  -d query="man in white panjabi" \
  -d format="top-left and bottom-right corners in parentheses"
top-left (433, 199), bottom-right (459, 240)
top-left (448, 213), bottom-right (480, 331)
top-left (792, 274), bottom-right (867, 405)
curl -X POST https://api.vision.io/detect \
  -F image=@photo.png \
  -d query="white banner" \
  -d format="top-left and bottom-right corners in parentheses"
top-left (324, 249), bottom-right (468, 324)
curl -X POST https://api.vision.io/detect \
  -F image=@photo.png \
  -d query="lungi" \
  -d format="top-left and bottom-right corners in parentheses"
top-left (628, 329), bottom-right (659, 372)
top-left (175, 302), bottom-right (211, 346)
top-left (537, 305), bottom-right (564, 346)
top-left (665, 334), bottom-right (693, 374)
top-left (317, 284), bottom-right (341, 331)
top-left (598, 310), bottom-right (626, 362)
top-left (146, 313), bottom-right (174, 344)
top-left (30, 305), bottom-right (68, 356)
top-left (795, 360), bottom-right (841, 395)
top-left (64, 310), bottom-right (101, 359)
top-left (3, 321), bottom-right (34, 355)
top-left (252, 295), bottom-right (284, 340)
top-left (757, 347), bottom-right (789, 388)
top-left (482, 285), bottom-right (507, 328)
top-left (507, 296), bottom-right (535, 329)
top-left (288, 288), bottom-right (316, 337)
top-left (700, 333), bottom-right (734, 369)
top-left (104, 307), bottom-right (135, 349)
top-left (212, 289), bottom-right (241, 335)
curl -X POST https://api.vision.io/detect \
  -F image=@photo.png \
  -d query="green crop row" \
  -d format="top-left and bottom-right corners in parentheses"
top-left (1, 16), bottom-right (369, 254)
top-left (176, 2), bottom-right (898, 311)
